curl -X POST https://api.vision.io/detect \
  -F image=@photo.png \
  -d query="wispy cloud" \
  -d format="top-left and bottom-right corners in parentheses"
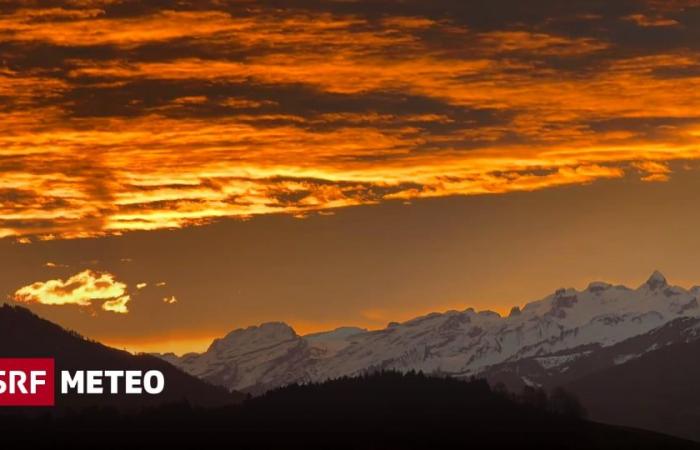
top-left (44, 261), bottom-right (69, 268)
top-left (633, 161), bottom-right (672, 182)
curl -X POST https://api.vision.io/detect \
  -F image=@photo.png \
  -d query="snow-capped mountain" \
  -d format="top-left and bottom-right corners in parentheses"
top-left (159, 271), bottom-right (700, 394)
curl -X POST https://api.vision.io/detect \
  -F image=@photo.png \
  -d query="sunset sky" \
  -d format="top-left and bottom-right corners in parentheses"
top-left (3, 0), bottom-right (700, 354)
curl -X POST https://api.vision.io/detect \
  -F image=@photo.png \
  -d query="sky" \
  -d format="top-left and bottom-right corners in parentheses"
top-left (3, 0), bottom-right (700, 354)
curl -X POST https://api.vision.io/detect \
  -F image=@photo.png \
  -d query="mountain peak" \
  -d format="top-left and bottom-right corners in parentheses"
top-left (586, 281), bottom-right (612, 293)
top-left (645, 270), bottom-right (668, 290)
top-left (304, 326), bottom-right (367, 344)
top-left (209, 322), bottom-right (298, 353)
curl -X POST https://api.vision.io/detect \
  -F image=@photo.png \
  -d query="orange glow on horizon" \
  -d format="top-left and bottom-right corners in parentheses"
top-left (102, 301), bottom-right (515, 355)
top-left (104, 334), bottom-right (218, 356)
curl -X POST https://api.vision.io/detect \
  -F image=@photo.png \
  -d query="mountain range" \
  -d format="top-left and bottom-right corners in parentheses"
top-left (2, 271), bottom-right (698, 441)
top-left (158, 271), bottom-right (700, 440)
top-left (160, 271), bottom-right (699, 391)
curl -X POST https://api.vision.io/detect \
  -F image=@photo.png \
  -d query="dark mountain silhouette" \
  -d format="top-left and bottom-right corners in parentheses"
top-left (482, 316), bottom-right (700, 391)
top-left (2, 372), bottom-right (698, 449)
top-left (0, 304), bottom-right (243, 410)
top-left (477, 317), bottom-right (700, 441)
top-left (566, 338), bottom-right (700, 442)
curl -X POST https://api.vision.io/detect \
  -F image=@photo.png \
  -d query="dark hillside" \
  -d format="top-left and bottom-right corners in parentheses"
top-left (567, 338), bottom-right (700, 442)
top-left (0, 304), bottom-right (242, 410)
top-left (2, 371), bottom-right (697, 450)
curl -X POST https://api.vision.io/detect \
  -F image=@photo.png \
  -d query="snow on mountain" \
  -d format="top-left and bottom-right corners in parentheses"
top-left (481, 315), bottom-right (700, 391)
top-left (304, 327), bottom-right (367, 344)
top-left (159, 272), bottom-right (700, 393)
top-left (168, 322), bottom-right (315, 393)
top-left (303, 327), bottom-right (368, 356)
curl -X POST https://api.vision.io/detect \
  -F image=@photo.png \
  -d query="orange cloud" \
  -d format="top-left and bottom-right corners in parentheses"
top-left (633, 161), bottom-right (672, 182)
top-left (476, 31), bottom-right (609, 55)
top-left (0, 10), bottom-right (245, 47)
top-left (13, 270), bottom-right (131, 314)
top-left (45, 261), bottom-right (68, 268)
top-left (2, 3), bottom-right (700, 240)
top-left (623, 13), bottom-right (680, 27)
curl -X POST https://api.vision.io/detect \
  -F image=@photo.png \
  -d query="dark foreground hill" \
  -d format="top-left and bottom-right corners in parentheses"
top-left (2, 372), bottom-right (698, 450)
top-left (566, 338), bottom-right (700, 442)
top-left (0, 304), bottom-right (242, 410)
top-left (479, 317), bottom-right (700, 441)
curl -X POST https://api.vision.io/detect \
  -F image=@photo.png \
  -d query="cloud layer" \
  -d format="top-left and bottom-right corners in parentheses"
top-left (2, 0), bottom-right (700, 239)
top-left (13, 269), bottom-right (131, 313)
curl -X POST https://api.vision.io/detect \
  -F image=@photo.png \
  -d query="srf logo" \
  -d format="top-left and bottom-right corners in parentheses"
top-left (0, 358), bottom-right (55, 406)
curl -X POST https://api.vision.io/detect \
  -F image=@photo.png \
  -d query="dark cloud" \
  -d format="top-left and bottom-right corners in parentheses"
top-left (588, 116), bottom-right (700, 138)
top-left (59, 78), bottom-right (510, 137)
